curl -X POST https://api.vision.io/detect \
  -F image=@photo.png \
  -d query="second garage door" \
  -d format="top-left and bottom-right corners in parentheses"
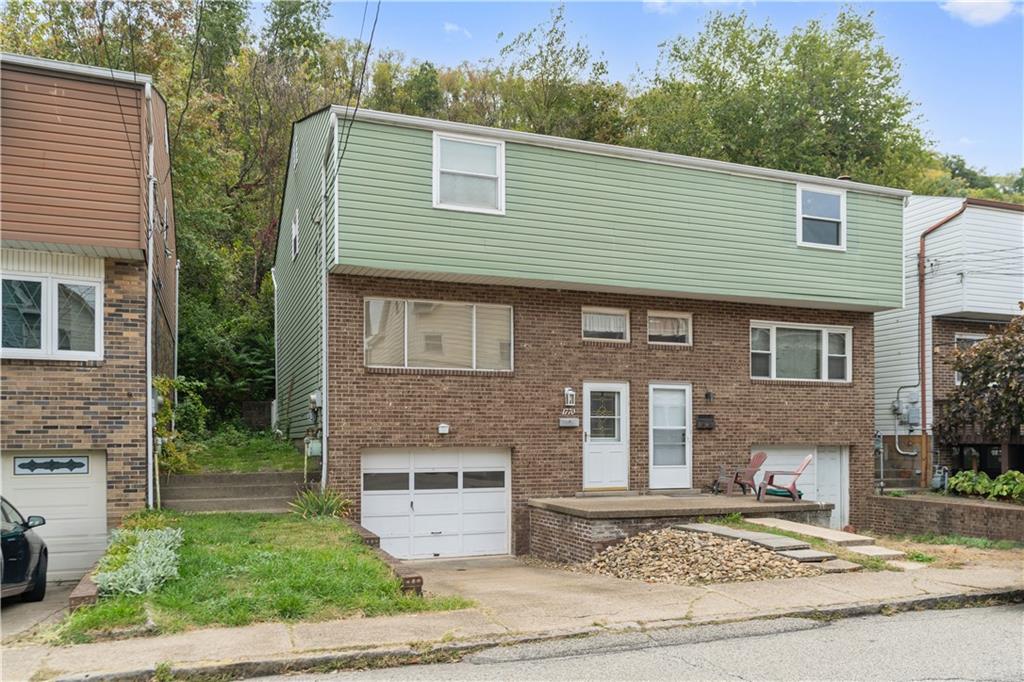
top-left (752, 445), bottom-right (849, 529)
top-left (361, 448), bottom-right (510, 559)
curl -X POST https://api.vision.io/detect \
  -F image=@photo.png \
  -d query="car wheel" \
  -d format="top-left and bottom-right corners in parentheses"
top-left (23, 551), bottom-right (47, 602)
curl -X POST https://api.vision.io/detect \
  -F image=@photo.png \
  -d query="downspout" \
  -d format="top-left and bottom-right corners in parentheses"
top-left (319, 114), bottom-right (339, 491)
top-left (172, 259), bottom-right (180, 430)
top-left (144, 83), bottom-right (156, 508)
top-left (917, 199), bottom-right (968, 487)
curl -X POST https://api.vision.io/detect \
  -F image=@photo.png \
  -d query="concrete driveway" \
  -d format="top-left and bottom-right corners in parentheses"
top-left (1, 583), bottom-right (73, 644)
top-left (407, 555), bottom-right (1024, 633)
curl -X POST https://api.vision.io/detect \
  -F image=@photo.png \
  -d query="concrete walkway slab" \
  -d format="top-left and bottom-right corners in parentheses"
top-left (675, 523), bottom-right (810, 550)
top-left (846, 545), bottom-right (906, 560)
top-left (777, 548), bottom-right (836, 562)
top-left (819, 559), bottom-right (862, 573)
top-left (744, 518), bottom-right (875, 546)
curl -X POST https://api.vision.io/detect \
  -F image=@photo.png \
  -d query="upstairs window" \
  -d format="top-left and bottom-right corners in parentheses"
top-left (433, 133), bottom-right (505, 214)
top-left (364, 298), bottom-right (513, 371)
top-left (954, 334), bottom-right (987, 385)
top-left (798, 185), bottom-right (846, 250)
top-left (1, 275), bottom-right (103, 361)
top-left (582, 307), bottom-right (629, 342)
top-left (290, 210), bottom-right (299, 259)
top-left (750, 321), bottom-right (851, 382)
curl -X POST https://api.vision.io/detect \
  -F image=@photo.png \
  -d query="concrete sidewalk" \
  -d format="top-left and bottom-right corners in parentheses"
top-left (3, 559), bottom-right (1021, 682)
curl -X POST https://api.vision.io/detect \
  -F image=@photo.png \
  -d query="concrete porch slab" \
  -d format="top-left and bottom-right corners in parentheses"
top-left (744, 517), bottom-right (875, 546)
top-left (528, 494), bottom-right (831, 520)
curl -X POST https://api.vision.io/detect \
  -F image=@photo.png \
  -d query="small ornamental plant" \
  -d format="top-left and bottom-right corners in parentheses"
top-left (289, 488), bottom-right (353, 519)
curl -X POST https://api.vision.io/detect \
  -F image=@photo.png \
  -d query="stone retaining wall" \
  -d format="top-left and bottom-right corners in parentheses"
top-left (864, 494), bottom-right (1024, 542)
top-left (528, 506), bottom-right (834, 564)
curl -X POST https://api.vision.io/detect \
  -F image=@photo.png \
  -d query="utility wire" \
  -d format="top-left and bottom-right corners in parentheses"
top-left (338, 0), bottom-right (381, 170)
top-left (335, 0), bottom-right (370, 167)
top-left (171, 0), bottom-right (205, 162)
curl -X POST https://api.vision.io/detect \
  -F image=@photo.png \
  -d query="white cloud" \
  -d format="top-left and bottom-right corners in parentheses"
top-left (941, 1), bottom-right (1017, 27)
top-left (958, 136), bottom-right (979, 146)
top-left (643, 1), bottom-right (679, 14)
top-left (443, 21), bottom-right (472, 39)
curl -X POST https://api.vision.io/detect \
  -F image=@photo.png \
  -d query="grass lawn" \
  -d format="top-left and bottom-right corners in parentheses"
top-left (904, 532), bottom-right (1023, 550)
top-left (189, 429), bottom-right (305, 472)
top-left (56, 512), bottom-right (470, 644)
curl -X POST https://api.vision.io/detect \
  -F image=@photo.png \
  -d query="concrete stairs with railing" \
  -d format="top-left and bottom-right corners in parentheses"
top-left (159, 471), bottom-right (308, 513)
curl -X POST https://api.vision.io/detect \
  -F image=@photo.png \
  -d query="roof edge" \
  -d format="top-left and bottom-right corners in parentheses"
top-left (1, 52), bottom-right (152, 85)
top-left (331, 105), bottom-right (912, 199)
top-left (965, 197), bottom-right (1024, 213)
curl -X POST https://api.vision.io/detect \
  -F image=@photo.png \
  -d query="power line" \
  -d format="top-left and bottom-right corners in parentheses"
top-left (171, 0), bottom-right (205, 162)
top-left (334, 0), bottom-right (370, 165)
top-left (338, 0), bottom-right (381, 170)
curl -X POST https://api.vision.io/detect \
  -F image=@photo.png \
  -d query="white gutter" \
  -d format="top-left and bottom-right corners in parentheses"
top-left (144, 83), bottom-right (156, 508)
top-left (172, 258), bottom-right (180, 431)
top-left (2, 51), bottom-right (153, 84)
top-left (330, 106), bottom-right (912, 199)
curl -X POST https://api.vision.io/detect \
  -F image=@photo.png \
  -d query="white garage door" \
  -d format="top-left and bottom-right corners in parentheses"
top-left (2, 452), bottom-right (108, 581)
top-left (361, 448), bottom-right (510, 559)
top-left (752, 445), bottom-right (849, 529)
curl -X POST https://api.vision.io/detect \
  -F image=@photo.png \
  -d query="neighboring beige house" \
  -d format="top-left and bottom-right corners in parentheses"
top-left (0, 53), bottom-right (177, 580)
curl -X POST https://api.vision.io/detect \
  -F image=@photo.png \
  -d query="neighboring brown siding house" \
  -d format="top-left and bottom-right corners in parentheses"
top-left (0, 53), bottom-right (177, 581)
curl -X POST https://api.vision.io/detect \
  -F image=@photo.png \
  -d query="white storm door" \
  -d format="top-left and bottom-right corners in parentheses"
top-left (583, 382), bottom-right (629, 490)
top-left (649, 384), bottom-right (692, 489)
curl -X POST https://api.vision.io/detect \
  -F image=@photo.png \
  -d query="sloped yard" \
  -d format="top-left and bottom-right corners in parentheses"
top-left (56, 512), bottom-right (469, 644)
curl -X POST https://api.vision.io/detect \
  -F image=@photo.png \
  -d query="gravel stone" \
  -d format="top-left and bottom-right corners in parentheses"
top-left (580, 529), bottom-right (823, 585)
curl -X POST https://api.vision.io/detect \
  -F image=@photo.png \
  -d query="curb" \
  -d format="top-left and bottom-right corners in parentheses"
top-left (53, 587), bottom-right (1024, 682)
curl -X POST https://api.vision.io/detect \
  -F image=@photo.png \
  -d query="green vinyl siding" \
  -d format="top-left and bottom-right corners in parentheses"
top-left (334, 120), bottom-right (903, 310)
top-left (274, 110), bottom-right (334, 440)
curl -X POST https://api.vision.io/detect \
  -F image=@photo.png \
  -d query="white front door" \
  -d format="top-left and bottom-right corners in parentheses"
top-left (583, 382), bottom-right (629, 490)
top-left (649, 384), bottom-right (692, 489)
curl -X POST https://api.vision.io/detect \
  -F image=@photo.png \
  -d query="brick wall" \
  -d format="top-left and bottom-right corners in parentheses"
top-left (865, 494), bottom-right (1024, 542)
top-left (529, 506), bottom-right (835, 563)
top-left (327, 274), bottom-right (877, 553)
top-left (1, 259), bottom-right (148, 526)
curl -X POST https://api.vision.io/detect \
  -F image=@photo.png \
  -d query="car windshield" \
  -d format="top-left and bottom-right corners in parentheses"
top-left (1, 499), bottom-right (25, 525)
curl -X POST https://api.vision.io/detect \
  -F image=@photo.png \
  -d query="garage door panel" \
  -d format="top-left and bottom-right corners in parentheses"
top-left (2, 452), bottom-right (107, 582)
top-left (461, 491), bottom-right (506, 513)
top-left (361, 449), bottom-right (509, 560)
top-left (462, 511), bottom-right (506, 533)
top-left (411, 492), bottom-right (460, 514)
top-left (412, 513), bottom-right (461, 535)
top-left (412, 534), bottom-right (461, 557)
top-left (362, 493), bottom-right (411, 517)
top-left (753, 445), bottom-right (846, 530)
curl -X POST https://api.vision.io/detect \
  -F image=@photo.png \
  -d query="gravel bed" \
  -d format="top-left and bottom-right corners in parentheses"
top-left (581, 528), bottom-right (822, 585)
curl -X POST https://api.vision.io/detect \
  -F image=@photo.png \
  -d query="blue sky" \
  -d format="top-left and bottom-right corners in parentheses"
top-left (255, 1), bottom-right (1023, 174)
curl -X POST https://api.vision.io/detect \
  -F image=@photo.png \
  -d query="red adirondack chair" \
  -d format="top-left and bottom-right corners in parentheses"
top-left (733, 451), bottom-right (768, 495)
top-left (757, 453), bottom-right (813, 502)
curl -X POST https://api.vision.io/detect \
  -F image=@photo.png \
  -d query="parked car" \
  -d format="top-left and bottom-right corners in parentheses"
top-left (1, 496), bottom-right (47, 601)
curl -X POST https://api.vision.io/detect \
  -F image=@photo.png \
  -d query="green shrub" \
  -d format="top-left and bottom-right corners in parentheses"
top-left (121, 510), bottom-right (177, 531)
top-left (988, 470), bottom-right (1024, 502)
top-left (947, 470), bottom-right (992, 497)
top-left (94, 528), bottom-right (184, 596)
top-left (289, 488), bottom-right (353, 519)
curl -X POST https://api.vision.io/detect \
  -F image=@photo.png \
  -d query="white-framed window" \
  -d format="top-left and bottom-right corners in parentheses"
top-left (1, 274), bottom-right (104, 361)
top-left (797, 184), bottom-right (846, 251)
top-left (750, 321), bottom-right (851, 382)
top-left (648, 311), bottom-right (692, 346)
top-left (433, 132), bottom-right (505, 215)
top-left (582, 307), bottom-right (630, 342)
top-left (954, 333), bottom-right (987, 385)
top-left (364, 297), bottom-right (513, 371)
top-left (290, 209), bottom-right (299, 259)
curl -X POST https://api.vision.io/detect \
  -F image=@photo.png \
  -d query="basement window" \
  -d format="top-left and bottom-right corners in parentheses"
top-left (433, 133), bottom-right (505, 214)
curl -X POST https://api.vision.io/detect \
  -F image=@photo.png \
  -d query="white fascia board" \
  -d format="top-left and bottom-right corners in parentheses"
top-left (2, 52), bottom-right (153, 85)
top-left (330, 106), bottom-right (911, 200)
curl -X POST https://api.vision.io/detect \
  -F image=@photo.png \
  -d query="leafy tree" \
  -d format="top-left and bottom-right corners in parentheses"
top-left (935, 307), bottom-right (1024, 464)
top-left (630, 9), bottom-right (929, 188)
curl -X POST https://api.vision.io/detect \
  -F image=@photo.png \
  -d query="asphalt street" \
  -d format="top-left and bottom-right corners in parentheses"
top-left (258, 604), bottom-right (1024, 681)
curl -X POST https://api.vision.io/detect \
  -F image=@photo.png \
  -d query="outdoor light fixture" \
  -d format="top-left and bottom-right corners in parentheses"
top-left (564, 387), bottom-right (576, 407)
top-left (704, 390), bottom-right (715, 403)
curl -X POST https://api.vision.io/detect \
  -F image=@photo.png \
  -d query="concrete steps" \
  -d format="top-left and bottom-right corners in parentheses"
top-left (845, 544), bottom-right (906, 560)
top-left (160, 471), bottom-right (307, 513)
top-left (744, 518), bottom-right (875, 547)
